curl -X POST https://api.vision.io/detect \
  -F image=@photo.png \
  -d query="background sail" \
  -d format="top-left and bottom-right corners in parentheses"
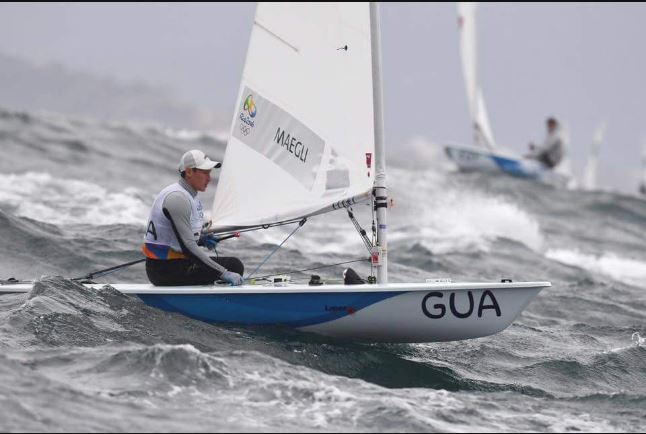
top-left (211, 3), bottom-right (375, 231)
top-left (457, 2), bottom-right (497, 151)
top-left (582, 121), bottom-right (606, 191)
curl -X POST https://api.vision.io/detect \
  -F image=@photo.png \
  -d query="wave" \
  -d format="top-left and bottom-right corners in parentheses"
top-left (389, 168), bottom-right (544, 254)
top-left (2, 108), bottom-right (646, 431)
top-left (546, 248), bottom-right (646, 287)
top-left (0, 172), bottom-right (150, 226)
top-left (162, 126), bottom-right (228, 143)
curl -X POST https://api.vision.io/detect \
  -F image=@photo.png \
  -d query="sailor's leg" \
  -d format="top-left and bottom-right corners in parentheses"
top-left (209, 257), bottom-right (244, 276)
top-left (145, 258), bottom-right (198, 286)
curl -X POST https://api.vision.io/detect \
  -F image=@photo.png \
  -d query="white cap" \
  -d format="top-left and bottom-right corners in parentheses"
top-left (178, 150), bottom-right (221, 172)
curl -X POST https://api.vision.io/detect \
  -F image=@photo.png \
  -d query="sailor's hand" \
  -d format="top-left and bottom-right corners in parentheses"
top-left (221, 271), bottom-right (243, 286)
top-left (202, 220), bottom-right (213, 231)
top-left (199, 234), bottom-right (219, 251)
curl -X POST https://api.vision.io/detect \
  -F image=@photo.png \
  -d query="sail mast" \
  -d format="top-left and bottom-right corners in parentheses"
top-left (370, 2), bottom-right (388, 284)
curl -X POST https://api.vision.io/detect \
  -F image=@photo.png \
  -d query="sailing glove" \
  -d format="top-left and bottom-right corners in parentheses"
top-left (199, 234), bottom-right (219, 251)
top-left (221, 271), bottom-right (243, 286)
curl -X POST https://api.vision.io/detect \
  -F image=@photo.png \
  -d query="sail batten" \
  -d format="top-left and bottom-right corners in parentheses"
top-left (211, 3), bottom-right (375, 232)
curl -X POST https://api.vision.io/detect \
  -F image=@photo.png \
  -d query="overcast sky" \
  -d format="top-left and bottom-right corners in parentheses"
top-left (1, 2), bottom-right (645, 192)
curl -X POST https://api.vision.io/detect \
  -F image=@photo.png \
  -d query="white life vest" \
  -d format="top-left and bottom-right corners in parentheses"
top-left (142, 182), bottom-right (204, 259)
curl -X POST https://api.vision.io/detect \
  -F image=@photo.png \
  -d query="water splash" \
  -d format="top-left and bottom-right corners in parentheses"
top-left (0, 172), bottom-right (149, 226)
top-left (391, 168), bottom-right (544, 254)
top-left (546, 248), bottom-right (646, 287)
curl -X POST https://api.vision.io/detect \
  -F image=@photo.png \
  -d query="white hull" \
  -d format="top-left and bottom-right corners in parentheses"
top-left (0, 280), bottom-right (549, 343)
top-left (445, 143), bottom-right (571, 188)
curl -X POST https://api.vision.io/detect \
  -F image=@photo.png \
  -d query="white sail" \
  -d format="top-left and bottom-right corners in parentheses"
top-left (211, 3), bottom-right (376, 231)
top-left (582, 121), bottom-right (607, 191)
top-left (457, 2), bottom-right (496, 151)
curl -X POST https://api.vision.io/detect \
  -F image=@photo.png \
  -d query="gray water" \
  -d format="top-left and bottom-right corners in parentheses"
top-left (1, 108), bottom-right (645, 432)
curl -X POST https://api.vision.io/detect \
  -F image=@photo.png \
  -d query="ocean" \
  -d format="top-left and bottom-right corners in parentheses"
top-left (1, 107), bottom-right (645, 432)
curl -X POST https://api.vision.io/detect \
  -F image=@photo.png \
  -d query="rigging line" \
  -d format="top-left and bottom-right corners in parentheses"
top-left (347, 209), bottom-right (374, 255)
top-left (249, 258), bottom-right (370, 281)
top-left (207, 218), bottom-right (304, 237)
top-left (245, 218), bottom-right (307, 280)
top-left (71, 258), bottom-right (145, 281)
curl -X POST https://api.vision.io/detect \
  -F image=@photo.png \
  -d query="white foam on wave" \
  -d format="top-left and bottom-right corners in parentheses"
top-left (546, 248), bottom-right (646, 287)
top-left (605, 333), bottom-right (645, 354)
top-left (0, 172), bottom-right (149, 226)
top-left (163, 127), bottom-right (228, 143)
top-left (389, 168), bottom-right (544, 254)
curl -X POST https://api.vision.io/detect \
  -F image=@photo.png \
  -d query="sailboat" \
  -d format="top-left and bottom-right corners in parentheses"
top-left (0, 3), bottom-right (550, 343)
top-left (581, 122), bottom-right (607, 191)
top-left (444, 2), bottom-right (569, 187)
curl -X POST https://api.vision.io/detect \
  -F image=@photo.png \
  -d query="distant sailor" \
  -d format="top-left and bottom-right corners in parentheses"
top-left (142, 150), bottom-right (244, 286)
top-left (525, 117), bottom-right (565, 169)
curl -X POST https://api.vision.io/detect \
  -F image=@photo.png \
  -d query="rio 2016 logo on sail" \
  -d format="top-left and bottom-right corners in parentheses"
top-left (239, 94), bottom-right (257, 136)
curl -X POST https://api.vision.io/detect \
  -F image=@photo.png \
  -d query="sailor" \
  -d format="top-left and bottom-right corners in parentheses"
top-left (142, 150), bottom-right (244, 286)
top-left (525, 117), bottom-right (565, 169)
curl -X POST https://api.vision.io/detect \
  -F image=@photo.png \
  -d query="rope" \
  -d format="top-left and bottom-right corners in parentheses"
top-left (249, 257), bottom-right (370, 281)
top-left (71, 258), bottom-right (145, 281)
top-left (207, 218), bottom-right (304, 238)
top-left (245, 218), bottom-right (307, 280)
top-left (347, 209), bottom-right (374, 255)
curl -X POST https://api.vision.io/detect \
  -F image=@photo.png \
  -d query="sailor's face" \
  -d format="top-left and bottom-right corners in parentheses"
top-left (187, 168), bottom-right (212, 192)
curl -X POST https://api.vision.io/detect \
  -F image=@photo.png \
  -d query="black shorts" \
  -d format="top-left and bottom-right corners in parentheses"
top-left (145, 256), bottom-right (244, 286)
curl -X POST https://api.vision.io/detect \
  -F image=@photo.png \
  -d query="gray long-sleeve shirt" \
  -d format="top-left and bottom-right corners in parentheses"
top-left (162, 178), bottom-right (226, 275)
top-left (530, 128), bottom-right (565, 168)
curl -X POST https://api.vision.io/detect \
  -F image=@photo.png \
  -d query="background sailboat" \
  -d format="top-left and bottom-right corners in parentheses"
top-left (444, 2), bottom-right (571, 187)
top-left (0, 3), bottom-right (549, 343)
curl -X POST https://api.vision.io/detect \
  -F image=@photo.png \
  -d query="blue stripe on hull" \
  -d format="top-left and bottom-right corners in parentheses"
top-left (490, 155), bottom-right (537, 179)
top-left (138, 291), bottom-right (401, 327)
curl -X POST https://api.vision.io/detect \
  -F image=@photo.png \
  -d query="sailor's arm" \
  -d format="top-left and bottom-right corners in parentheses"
top-left (161, 192), bottom-right (227, 275)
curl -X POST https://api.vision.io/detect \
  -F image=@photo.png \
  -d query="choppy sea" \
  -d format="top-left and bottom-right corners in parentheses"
top-left (0, 107), bottom-right (645, 432)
